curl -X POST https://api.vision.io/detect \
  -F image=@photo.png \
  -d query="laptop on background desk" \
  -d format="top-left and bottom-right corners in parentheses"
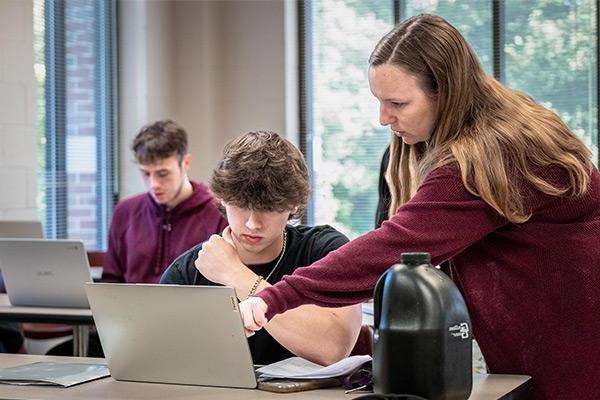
top-left (0, 239), bottom-right (92, 308)
top-left (0, 221), bottom-right (45, 293)
top-left (85, 283), bottom-right (257, 389)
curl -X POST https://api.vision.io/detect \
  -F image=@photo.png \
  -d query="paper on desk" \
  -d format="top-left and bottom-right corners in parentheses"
top-left (362, 301), bottom-right (374, 316)
top-left (256, 355), bottom-right (372, 381)
top-left (0, 362), bottom-right (109, 387)
top-left (362, 301), bottom-right (374, 326)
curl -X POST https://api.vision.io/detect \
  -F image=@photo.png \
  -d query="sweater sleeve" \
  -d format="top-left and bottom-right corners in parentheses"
top-left (258, 165), bottom-right (508, 319)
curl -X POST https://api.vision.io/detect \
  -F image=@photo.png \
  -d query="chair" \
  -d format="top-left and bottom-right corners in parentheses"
top-left (87, 251), bottom-right (105, 282)
top-left (86, 251), bottom-right (105, 268)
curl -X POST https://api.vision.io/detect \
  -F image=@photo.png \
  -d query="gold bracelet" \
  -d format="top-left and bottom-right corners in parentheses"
top-left (248, 275), bottom-right (264, 297)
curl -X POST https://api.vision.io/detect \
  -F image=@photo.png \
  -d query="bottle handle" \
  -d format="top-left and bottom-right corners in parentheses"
top-left (373, 269), bottom-right (389, 330)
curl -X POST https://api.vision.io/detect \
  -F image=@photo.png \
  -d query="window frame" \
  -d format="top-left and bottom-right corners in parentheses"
top-left (41, 0), bottom-right (118, 250)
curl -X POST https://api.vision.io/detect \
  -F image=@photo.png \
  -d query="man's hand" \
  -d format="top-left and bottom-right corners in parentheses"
top-left (195, 226), bottom-right (252, 287)
top-left (239, 296), bottom-right (269, 336)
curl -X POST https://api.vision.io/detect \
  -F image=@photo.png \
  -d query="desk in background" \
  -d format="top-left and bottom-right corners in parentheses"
top-left (0, 354), bottom-right (532, 400)
top-left (0, 294), bottom-right (92, 356)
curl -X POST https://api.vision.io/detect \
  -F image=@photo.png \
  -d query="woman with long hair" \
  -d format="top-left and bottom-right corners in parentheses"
top-left (237, 14), bottom-right (600, 399)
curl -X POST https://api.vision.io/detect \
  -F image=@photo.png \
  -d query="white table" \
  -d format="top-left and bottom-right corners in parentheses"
top-left (0, 354), bottom-right (532, 400)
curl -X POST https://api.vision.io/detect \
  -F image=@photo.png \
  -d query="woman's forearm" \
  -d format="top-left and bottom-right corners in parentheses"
top-left (264, 302), bottom-right (362, 366)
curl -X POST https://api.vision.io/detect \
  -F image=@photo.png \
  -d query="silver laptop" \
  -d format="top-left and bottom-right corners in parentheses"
top-left (85, 283), bottom-right (257, 388)
top-left (0, 239), bottom-right (91, 308)
top-left (0, 220), bottom-right (43, 239)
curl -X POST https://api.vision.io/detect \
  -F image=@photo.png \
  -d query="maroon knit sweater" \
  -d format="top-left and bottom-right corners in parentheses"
top-left (258, 164), bottom-right (600, 400)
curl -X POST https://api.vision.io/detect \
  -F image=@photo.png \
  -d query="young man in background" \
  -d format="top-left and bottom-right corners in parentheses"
top-left (103, 119), bottom-right (227, 283)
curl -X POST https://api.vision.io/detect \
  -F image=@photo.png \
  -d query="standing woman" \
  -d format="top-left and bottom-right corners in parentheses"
top-left (240, 14), bottom-right (600, 400)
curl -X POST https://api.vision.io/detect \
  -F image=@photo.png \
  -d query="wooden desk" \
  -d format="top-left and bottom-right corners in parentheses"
top-left (0, 294), bottom-right (93, 356)
top-left (0, 354), bottom-right (531, 400)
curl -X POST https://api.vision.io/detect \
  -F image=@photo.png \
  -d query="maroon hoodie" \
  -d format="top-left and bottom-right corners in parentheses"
top-left (102, 181), bottom-right (227, 283)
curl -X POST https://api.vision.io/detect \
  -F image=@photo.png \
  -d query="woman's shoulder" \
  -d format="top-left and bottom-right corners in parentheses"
top-left (416, 162), bottom-right (467, 197)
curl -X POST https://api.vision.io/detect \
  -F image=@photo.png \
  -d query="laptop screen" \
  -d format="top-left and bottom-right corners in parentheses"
top-left (0, 239), bottom-right (91, 308)
top-left (85, 283), bottom-right (257, 389)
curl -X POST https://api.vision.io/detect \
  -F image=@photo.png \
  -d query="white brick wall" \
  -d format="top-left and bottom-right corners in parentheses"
top-left (0, 0), bottom-right (37, 220)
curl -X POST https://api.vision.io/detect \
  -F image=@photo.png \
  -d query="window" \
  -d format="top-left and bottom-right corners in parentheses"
top-left (300, 0), bottom-right (396, 238)
top-left (503, 0), bottom-right (597, 161)
top-left (34, 0), bottom-right (117, 250)
top-left (301, 0), bottom-right (598, 238)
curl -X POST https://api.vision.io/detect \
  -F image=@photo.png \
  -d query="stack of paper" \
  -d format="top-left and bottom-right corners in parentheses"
top-left (256, 355), bottom-right (372, 381)
top-left (0, 362), bottom-right (109, 387)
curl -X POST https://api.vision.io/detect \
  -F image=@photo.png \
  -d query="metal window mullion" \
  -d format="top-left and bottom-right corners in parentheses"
top-left (298, 0), bottom-right (314, 225)
top-left (44, 0), bottom-right (67, 239)
top-left (394, 0), bottom-right (405, 24)
top-left (109, 0), bottom-right (119, 212)
top-left (492, 0), bottom-right (505, 82)
top-left (94, 0), bottom-right (118, 250)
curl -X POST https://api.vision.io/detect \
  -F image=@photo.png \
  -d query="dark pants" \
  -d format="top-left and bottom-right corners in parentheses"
top-left (0, 322), bottom-right (24, 353)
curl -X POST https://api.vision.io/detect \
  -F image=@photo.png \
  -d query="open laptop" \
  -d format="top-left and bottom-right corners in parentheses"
top-left (0, 239), bottom-right (92, 308)
top-left (0, 220), bottom-right (43, 239)
top-left (85, 283), bottom-right (257, 388)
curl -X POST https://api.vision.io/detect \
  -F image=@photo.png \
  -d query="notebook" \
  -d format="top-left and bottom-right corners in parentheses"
top-left (0, 239), bottom-right (92, 308)
top-left (0, 220), bottom-right (43, 239)
top-left (85, 283), bottom-right (257, 389)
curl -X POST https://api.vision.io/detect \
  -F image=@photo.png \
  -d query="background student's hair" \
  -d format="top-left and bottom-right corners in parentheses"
top-left (374, 14), bottom-right (592, 222)
top-left (131, 119), bottom-right (189, 164)
top-left (210, 130), bottom-right (310, 220)
top-left (375, 146), bottom-right (391, 229)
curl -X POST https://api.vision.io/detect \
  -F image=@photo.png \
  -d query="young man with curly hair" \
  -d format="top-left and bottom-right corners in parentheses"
top-left (161, 131), bottom-right (362, 366)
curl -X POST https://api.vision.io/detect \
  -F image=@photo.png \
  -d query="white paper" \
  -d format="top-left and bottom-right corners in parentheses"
top-left (0, 362), bottom-right (109, 387)
top-left (362, 302), bottom-right (374, 316)
top-left (256, 355), bottom-right (372, 381)
top-left (362, 302), bottom-right (374, 326)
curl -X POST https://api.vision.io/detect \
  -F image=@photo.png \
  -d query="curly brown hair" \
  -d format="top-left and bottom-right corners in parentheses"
top-left (210, 131), bottom-right (310, 219)
top-left (131, 119), bottom-right (188, 164)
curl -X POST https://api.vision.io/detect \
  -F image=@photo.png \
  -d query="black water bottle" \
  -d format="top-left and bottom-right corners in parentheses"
top-left (372, 252), bottom-right (472, 400)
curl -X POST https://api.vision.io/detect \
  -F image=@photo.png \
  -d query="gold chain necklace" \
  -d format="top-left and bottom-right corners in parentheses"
top-left (263, 229), bottom-right (287, 283)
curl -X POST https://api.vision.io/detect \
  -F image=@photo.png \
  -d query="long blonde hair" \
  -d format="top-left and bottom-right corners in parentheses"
top-left (371, 14), bottom-right (593, 223)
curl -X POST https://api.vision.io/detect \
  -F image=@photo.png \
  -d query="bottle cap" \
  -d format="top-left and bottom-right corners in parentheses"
top-left (400, 252), bottom-right (431, 265)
